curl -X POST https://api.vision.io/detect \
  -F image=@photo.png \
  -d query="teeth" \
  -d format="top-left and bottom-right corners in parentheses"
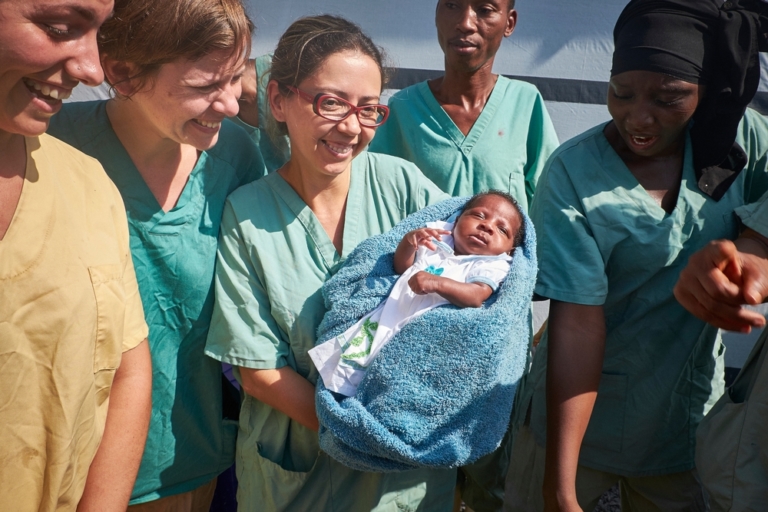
top-left (23, 78), bottom-right (69, 101)
top-left (324, 141), bottom-right (353, 154)
top-left (196, 120), bottom-right (221, 129)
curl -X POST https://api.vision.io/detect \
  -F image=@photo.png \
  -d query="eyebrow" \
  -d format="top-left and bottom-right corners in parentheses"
top-left (33, 3), bottom-right (102, 23)
top-left (658, 85), bottom-right (695, 94)
top-left (318, 88), bottom-right (381, 103)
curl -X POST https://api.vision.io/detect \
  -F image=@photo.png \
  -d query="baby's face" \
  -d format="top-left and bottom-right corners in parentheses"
top-left (453, 195), bottom-right (521, 256)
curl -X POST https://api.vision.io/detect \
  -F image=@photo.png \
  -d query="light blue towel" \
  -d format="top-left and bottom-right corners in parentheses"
top-left (315, 197), bottom-right (537, 472)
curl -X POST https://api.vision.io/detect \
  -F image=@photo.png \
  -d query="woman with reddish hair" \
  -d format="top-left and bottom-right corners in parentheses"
top-left (48, 0), bottom-right (265, 509)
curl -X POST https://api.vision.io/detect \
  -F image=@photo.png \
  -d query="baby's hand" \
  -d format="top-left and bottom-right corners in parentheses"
top-left (403, 228), bottom-right (451, 251)
top-left (408, 271), bottom-right (441, 295)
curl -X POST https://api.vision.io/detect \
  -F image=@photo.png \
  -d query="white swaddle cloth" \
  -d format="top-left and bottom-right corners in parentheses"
top-left (309, 220), bottom-right (512, 397)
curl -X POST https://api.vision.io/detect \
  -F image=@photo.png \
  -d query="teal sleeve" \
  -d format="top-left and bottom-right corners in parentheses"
top-left (524, 92), bottom-right (560, 207)
top-left (739, 108), bottom-right (768, 204)
top-left (735, 189), bottom-right (768, 238)
top-left (530, 154), bottom-right (608, 305)
top-left (205, 199), bottom-right (290, 369)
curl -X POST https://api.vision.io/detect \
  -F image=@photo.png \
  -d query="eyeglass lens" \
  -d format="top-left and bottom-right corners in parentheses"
top-left (316, 96), bottom-right (387, 126)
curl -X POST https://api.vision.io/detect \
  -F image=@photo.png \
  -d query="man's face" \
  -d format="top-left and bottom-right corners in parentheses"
top-left (434, 0), bottom-right (516, 73)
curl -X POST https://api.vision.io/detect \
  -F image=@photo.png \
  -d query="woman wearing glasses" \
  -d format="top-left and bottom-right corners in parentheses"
top-left (205, 15), bottom-right (456, 512)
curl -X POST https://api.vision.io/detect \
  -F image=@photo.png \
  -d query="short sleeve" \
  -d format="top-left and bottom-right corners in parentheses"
top-left (205, 199), bottom-right (291, 369)
top-left (466, 259), bottom-right (511, 292)
top-left (735, 188), bottom-right (768, 238)
top-left (530, 154), bottom-right (609, 305)
top-left (524, 90), bottom-right (560, 206)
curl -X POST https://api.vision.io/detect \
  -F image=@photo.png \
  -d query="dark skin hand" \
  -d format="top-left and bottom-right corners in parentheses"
top-left (409, 270), bottom-right (493, 308)
top-left (674, 230), bottom-right (768, 332)
top-left (394, 227), bottom-right (493, 308)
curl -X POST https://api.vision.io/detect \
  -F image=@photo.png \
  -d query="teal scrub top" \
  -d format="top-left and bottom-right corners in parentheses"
top-left (735, 188), bottom-right (768, 235)
top-left (369, 76), bottom-right (559, 210)
top-left (48, 101), bottom-right (268, 503)
top-left (525, 108), bottom-right (768, 477)
top-left (230, 54), bottom-right (291, 172)
top-left (205, 152), bottom-right (456, 512)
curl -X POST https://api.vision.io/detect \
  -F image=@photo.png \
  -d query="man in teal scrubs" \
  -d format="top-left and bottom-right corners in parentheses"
top-left (48, 101), bottom-right (266, 505)
top-left (370, 2), bottom-right (558, 509)
top-left (205, 152), bottom-right (457, 511)
top-left (369, 1), bottom-right (558, 212)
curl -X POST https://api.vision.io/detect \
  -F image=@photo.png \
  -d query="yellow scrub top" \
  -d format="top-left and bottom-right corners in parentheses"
top-left (526, 109), bottom-right (768, 476)
top-left (0, 134), bottom-right (148, 511)
top-left (205, 152), bottom-right (456, 511)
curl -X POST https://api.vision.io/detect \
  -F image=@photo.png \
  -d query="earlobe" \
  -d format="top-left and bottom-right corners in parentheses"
top-left (267, 80), bottom-right (287, 122)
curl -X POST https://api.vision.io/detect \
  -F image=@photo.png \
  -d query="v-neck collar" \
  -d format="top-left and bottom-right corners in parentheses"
top-left (266, 156), bottom-right (365, 272)
top-left (417, 77), bottom-right (507, 153)
top-left (90, 102), bottom-right (207, 233)
top-left (596, 122), bottom-right (694, 222)
top-left (0, 136), bottom-right (54, 279)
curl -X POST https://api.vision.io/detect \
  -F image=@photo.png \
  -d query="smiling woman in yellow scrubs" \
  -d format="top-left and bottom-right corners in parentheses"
top-left (205, 15), bottom-right (456, 512)
top-left (0, 0), bottom-right (151, 510)
top-left (505, 1), bottom-right (768, 511)
top-left (47, 0), bottom-right (266, 509)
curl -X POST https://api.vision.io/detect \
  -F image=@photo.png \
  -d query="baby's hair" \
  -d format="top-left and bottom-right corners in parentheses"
top-left (462, 190), bottom-right (526, 249)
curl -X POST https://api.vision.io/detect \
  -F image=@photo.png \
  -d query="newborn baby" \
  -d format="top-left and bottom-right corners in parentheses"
top-left (310, 191), bottom-right (525, 397)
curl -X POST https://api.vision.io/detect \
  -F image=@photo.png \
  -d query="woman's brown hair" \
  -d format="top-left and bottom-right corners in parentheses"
top-left (269, 15), bottom-right (389, 137)
top-left (99, 0), bottom-right (253, 95)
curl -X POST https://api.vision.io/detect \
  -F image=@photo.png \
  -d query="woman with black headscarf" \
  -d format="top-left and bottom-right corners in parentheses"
top-left (503, 1), bottom-right (768, 511)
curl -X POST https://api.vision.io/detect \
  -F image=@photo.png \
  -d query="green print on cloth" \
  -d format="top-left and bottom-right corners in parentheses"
top-left (341, 317), bottom-right (379, 362)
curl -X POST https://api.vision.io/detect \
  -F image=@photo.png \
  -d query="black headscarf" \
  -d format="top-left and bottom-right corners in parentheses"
top-left (612, 0), bottom-right (768, 200)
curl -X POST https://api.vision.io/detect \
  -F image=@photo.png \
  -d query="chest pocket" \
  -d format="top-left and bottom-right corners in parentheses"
top-left (88, 264), bottom-right (127, 405)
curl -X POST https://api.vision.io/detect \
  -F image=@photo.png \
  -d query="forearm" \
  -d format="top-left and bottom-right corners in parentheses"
top-left (393, 238), bottom-right (417, 274)
top-left (543, 302), bottom-right (605, 510)
top-left (435, 278), bottom-right (492, 308)
top-left (240, 366), bottom-right (319, 431)
top-left (78, 339), bottom-right (152, 512)
top-left (736, 229), bottom-right (768, 259)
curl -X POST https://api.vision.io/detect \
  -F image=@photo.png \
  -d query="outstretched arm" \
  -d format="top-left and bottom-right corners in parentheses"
top-left (77, 339), bottom-right (152, 512)
top-left (393, 227), bottom-right (451, 274)
top-left (674, 229), bottom-right (768, 332)
top-left (407, 271), bottom-right (493, 308)
top-left (542, 301), bottom-right (605, 512)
